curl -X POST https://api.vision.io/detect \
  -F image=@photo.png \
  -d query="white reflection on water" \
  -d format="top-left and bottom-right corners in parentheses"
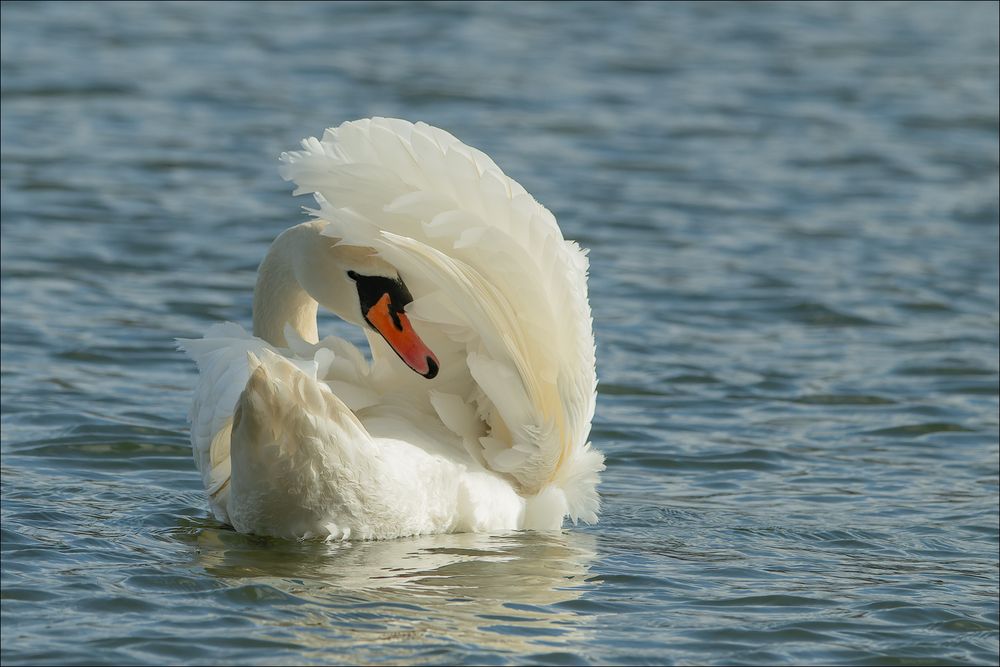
top-left (189, 528), bottom-right (598, 657)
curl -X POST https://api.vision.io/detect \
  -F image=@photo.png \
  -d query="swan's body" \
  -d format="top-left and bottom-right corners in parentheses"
top-left (180, 118), bottom-right (602, 540)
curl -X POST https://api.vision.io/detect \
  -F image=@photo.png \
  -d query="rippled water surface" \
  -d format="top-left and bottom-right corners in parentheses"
top-left (2, 2), bottom-right (998, 664)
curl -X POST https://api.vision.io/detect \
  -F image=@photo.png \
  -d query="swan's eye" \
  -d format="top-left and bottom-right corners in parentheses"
top-left (348, 271), bottom-right (412, 316)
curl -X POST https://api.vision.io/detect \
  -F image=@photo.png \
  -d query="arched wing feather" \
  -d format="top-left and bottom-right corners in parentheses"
top-left (280, 118), bottom-right (602, 522)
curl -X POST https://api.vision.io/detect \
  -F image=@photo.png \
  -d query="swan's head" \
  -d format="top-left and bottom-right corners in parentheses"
top-left (296, 239), bottom-right (440, 379)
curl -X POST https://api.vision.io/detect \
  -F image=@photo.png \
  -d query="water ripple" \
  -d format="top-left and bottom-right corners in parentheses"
top-left (3, 1), bottom-right (999, 665)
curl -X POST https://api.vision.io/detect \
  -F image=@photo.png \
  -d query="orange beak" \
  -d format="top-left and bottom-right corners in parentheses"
top-left (364, 293), bottom-right (439, 379)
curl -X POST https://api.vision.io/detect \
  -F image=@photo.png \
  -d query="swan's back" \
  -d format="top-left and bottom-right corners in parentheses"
top-left (279, 118), bottom-right (602, 523)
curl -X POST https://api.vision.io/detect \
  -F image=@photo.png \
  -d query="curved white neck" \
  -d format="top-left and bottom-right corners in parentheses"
top-left (252, 223), bottom-right (324, 347)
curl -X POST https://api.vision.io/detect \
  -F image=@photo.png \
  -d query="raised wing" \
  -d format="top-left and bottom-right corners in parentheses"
top-left (279, 118), bottom-right (603, 522)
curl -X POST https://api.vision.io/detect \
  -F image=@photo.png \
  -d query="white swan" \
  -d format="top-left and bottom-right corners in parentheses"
top-left (180, 118), bottom-right (603, 541)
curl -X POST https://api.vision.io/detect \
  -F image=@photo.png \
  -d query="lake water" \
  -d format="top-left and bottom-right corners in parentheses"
top-left (2, 2), bottom-right (998, 664)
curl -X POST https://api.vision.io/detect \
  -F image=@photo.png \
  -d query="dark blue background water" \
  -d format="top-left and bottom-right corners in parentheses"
top-left (2, 2), bottom-right (998, 664)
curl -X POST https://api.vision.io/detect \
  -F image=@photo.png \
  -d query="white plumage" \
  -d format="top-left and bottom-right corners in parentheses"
top-left (180, 118), bottom-right (603, 540)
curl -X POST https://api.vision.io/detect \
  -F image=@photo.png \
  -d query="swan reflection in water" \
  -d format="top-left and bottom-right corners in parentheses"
top-left (187, 527), bottom-right (599, 658)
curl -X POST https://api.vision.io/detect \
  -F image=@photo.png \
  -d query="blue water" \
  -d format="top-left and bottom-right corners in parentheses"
top-left (2, 2), bottom-right (998, 664)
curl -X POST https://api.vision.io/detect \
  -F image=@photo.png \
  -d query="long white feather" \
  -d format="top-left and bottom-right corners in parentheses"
top-left (279, 118), bottom-right (602, 520)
